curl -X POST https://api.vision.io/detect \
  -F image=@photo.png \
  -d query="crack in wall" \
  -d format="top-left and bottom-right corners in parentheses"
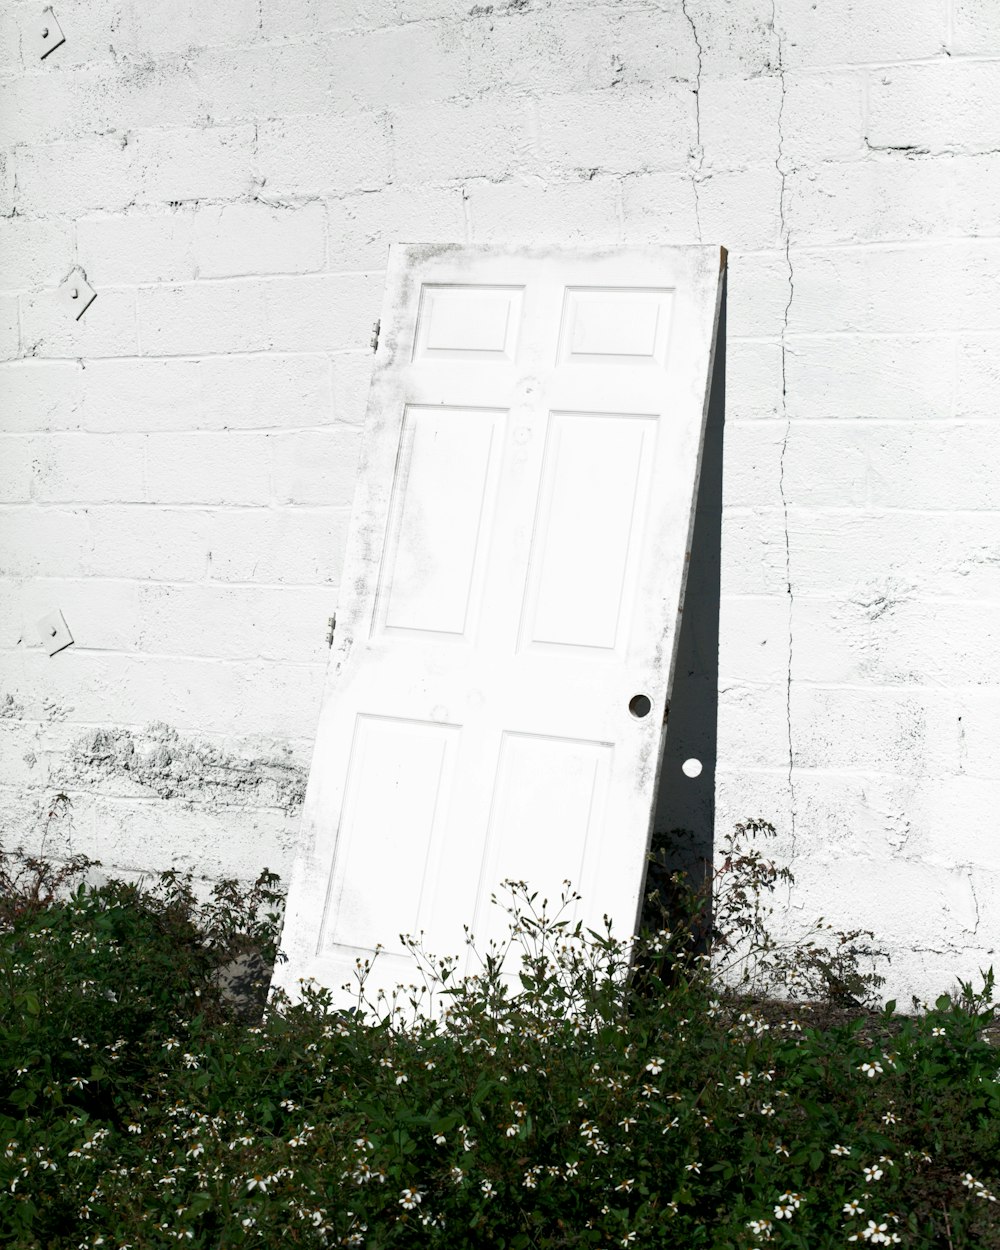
top-left (681, 0), bottom-right (704, 241)
top-left (967, 875), bottom-right (981, 940)
top-left (772, 0), bottom-right (796, 850)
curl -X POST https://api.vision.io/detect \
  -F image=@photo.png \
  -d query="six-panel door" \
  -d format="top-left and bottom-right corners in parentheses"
top-left (274, 245), bottom-right (724, 1010)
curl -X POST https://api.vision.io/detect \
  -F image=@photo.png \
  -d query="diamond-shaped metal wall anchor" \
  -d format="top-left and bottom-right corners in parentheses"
top-left (38, 8), bottom-right (66, 59)
top-left (60, 270), bottom-right (96, 321)
top-left (37, 610), bottom-right (74, 657)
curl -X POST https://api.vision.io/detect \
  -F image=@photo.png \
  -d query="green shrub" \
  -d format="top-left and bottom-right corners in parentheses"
top-left (0, 828), bottom-right (997, 1249)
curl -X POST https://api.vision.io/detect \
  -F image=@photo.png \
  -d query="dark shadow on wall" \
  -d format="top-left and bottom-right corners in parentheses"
top-left (651, 275), bottom-right (726, 885)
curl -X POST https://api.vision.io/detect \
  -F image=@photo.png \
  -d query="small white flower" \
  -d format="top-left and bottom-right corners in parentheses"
top-left (859, 1061), bottom-right (883, 1078)
top-left (773, 1201), bottom-right (795, 1220)
top-left (931, 1027), bottom-right (946, 1037)
top-left (398, 1188), bottom-right (422, 1210)
top-left (645, 1057), bottom-right (665, 1075)
top-left (843, 1199), bottom-right (864, 1215)
top-left (736, 1071), bottom-right (752, 1086)
top-left (433, 1133), bottom-right (446, 1145)
top-left (831, 1143), bottom-right (852, 1157)
top-left (848, 1219), bottom-right (900, 1245)
top-left (863, 1164), bottom-right (884, 1183)
top-left (684, 1160), bottom-right (702, 1174)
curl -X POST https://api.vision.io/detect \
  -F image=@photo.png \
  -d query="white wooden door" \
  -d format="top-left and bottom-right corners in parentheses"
top-left (275, 245), bottom-right (725, 1009)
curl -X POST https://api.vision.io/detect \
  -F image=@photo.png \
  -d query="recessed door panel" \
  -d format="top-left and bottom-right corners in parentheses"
top-left (413, 284), bottom-right (523, 360)
top-left (521, 412), bottom-right (657, 653)
top-left (322, 715), bottom-right (459, 952)
top-left (472, 731), bottom-right (612, 951)
top-left (559, 287), bottom-right (674, 364)
top-left (376, 405), bottom-right (506, 638)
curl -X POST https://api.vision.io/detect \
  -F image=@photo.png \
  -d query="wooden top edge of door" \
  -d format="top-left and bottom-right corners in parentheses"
top-left (384, 241), bottom-right (728, 270)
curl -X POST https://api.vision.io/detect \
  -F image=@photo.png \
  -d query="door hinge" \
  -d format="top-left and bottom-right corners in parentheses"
top-left (370, 319), bottom-right (380, 353)
top-left (326, 614), bottom-right (337, 648)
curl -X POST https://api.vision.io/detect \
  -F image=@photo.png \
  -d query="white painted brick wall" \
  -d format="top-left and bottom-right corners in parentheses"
top-left (1, 0), bottom-right (998, 1004)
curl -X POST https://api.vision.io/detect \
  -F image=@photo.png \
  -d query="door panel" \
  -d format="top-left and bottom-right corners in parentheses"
top-left (521, 411), bottom-right (656, 653)
top-left (377, 405), bottom-right (506, 639)
top-left (322, 715), bottom-right (460, 953)
top-left (472, 731), bottom-right (613, 951)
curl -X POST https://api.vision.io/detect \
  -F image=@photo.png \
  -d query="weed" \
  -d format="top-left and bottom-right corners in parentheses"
top-left (0, 826), bottom-right (996, 1248)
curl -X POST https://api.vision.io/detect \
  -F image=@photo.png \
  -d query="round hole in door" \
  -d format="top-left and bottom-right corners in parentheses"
top-left (682, 758), bottom-right (703, 778)
top-left (628, 694), bottom-right (652, 719)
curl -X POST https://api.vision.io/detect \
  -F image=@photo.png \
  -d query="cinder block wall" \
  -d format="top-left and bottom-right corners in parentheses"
top-left (1, 0), bottom-right (997, 1001)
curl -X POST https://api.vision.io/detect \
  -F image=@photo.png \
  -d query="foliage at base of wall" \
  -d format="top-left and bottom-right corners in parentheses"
top-left (0, 829), bottom-right (997, 1249)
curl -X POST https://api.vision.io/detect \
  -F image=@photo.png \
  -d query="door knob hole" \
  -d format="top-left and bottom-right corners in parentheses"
top-left (628, 694), bottom-right (652, 719)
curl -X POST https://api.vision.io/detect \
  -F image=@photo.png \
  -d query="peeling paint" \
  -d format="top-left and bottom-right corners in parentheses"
top-left (58, 722), bottom-right (307, 814)
top-left (1, 693), bottom-right (25, 720)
